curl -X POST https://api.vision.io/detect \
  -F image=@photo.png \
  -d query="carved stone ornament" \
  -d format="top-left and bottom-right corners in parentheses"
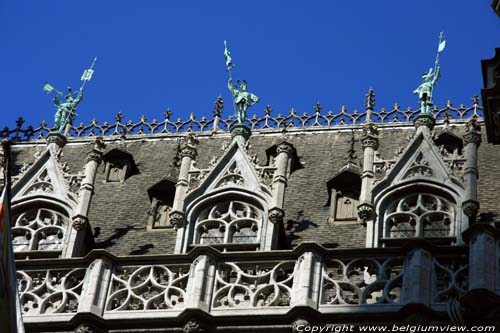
top-left (292, 319), bottom-right (310, 333)
top-left (357, 203), bottom-right (373, 222)
top-left (169, 210), bottom-right (185, 229)
top-left (268, 207), bottom-right (285, 224)
top-left (463, 200), bottom-right (479, 218)
top-left (276, 141), bottom-right (294, 155)
top-left (72, 215), bottom-right (88, 231)
top-left (87, 148), bottom-right (104, 164)
top-left (74, 324), bottom-right (94, 333)
top-left (413, 113), bottom-right (436, 130)
top-left (180, 145), bottom-right (197, 159)
top-left (230, 124), bottom-right (251, 141)
top-left (46, 132), bottom-right (68, 148)
top-left (463, 132), bottom-right (482, 146)
top-left (183, 320), bottom-right (205, 333)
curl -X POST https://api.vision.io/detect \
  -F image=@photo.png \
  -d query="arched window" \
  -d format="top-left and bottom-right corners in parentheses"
top-left (194, 200), bottom-right (263, 246)
top-left (12, 207), bottom-right (69, 253)
top-left (380, 191), bottom-right (457, 245)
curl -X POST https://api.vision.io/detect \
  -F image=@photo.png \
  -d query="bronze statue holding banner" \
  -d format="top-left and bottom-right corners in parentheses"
top-left (43, 57), bottom-right (96, 134)
top-left (224, 41), bottom-right (259, 124)
top-left (227, 78), bottom-right (259, 124)
top-left (413, 32), bottom-right (446, 115)
top-left (53, 87), bottom-right (83, 133)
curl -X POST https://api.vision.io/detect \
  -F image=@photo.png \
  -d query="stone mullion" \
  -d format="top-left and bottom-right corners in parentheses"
top-left (64, 137), bottom-right (105, 258)
top-left (290, 251), bottom-right (322, 309)
top-left (77, 258), bottom-right (113, 316)
top-left (185, 254), bottom-right (216, 312)
top-left (402, 248), bottom-right (433, 305)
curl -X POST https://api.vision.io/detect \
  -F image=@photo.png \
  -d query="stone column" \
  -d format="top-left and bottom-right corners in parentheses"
top-left (463, 223), bottom-right (500, 291)
top-left (290, 251), bottom-right (322, 309)
top-left (264, 141), bottom-right (293, 251)
top-left (63, 137), bottom-right (105, 258)
top-left (462, 118), bottom-right (482, 221)
top-left (358, 124), bottom-right (378, 247)
top-left (402, 248), bottom-right (433, 305)
top-left (185, 254), bottom-right (216, 312)
top-left (78, 257), bottom-right (113, 316)
top-left (172, 137), bottom-right (197, 254)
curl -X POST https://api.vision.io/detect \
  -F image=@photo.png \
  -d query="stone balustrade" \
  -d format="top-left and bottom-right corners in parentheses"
top-left (15, 237), bottom-right (498, 331)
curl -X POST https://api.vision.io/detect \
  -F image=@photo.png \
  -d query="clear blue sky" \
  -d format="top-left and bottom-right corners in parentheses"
top-left (1, 1), bottom-right (499, 129)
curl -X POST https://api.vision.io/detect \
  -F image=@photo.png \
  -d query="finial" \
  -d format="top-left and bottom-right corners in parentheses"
top-left (213, 96), bottom-right (224, 117)
top-left (314, 102), bottom-right (323, 114)
top-left (264, 105), bottom-right (273, 116)
top-left (164, 108), bottom-right (173, 120)
top-left (115, 112), bottom-right (124, 123)
top-left (365, 88), bottom-right (375, 110)
top-left (364, 88), bottom-right (375, 124)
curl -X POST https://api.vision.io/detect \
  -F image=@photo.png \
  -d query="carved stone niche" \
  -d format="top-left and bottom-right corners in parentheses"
top-left (147, 179), bottom-right (176, 230)
top-left (326, 166), bottom-right (361, 224)
top-left (102, 149), bottom-right (138, 183)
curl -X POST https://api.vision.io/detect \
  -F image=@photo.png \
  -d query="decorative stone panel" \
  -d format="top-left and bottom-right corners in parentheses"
top-left (18, 268), bottom-right (85, 315)
top-left (105, 264), bottom-right (190, 311)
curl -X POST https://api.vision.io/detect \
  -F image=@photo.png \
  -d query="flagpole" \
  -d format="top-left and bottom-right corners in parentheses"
top-left (1, 139), bottom-right (24, 333)
top-left (434, 32), bottom-right (444, 75)
top-left (78, 57), bottom-right (97, 92)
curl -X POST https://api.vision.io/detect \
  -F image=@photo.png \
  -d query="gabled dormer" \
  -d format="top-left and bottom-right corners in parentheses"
top-left (371, 128), bottom-right (466, 247)
top-left (11, 148), bottom-right (77, 258)
top-left (171, 126), bottom-right (296, 253)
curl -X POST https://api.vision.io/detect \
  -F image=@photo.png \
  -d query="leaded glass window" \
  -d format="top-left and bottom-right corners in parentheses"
top-left (195, 201), bottom-right (262, 245)
top-left (12, 208), bottom-right (68, 252)
top-left (383, 193), bottom-right (454, 239)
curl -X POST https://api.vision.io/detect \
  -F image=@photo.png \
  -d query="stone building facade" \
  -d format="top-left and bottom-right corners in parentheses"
top-left (1, 91), bottom-right (500, 332)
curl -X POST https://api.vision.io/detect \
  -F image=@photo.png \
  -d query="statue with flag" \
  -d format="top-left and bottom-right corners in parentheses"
top-left (224, 41), bottom-right (259, 124)
top-left (43, 57), bottom-right (97, 134)
top-left (413, 33), bottom-right (446, 115)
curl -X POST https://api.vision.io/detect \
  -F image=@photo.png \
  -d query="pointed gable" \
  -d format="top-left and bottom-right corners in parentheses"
top-left (187, 141), bottom-right (270, 200)
top-left (374, 132), bottom-right (463, 193)
top-left (12, 149), bottom-right (77, 207)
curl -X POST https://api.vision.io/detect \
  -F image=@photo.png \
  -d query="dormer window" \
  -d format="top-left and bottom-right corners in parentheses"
top-left (326, 166), bottom-right (361, 224)
top-left (102, 149), bottom-right (138, 183)
top-left (147, 179), bottom-right (175, 230)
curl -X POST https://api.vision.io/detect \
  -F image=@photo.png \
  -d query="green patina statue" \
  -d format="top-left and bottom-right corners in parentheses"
top-left (413, 32), bottom-right (446, 115)
top-left (227, 78), bottom-right (259, 124)
top-left (53, 87), bottom-right (83, 133)
top-left (44, 57), bottom-right (96, 134)
top-left (224, 41), bottom-right (259, 124)
top-left (413, 65), bottom-right (440, 115)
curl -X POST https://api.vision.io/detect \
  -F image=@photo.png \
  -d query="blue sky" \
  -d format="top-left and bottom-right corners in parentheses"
top-left (1, 1), bottom-right (499, 130)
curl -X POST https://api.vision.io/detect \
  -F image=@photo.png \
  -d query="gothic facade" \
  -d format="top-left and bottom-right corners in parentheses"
top-left (2, 91), bottom-right (500, 332)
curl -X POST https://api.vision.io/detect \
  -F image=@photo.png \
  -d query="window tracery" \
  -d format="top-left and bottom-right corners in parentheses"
top-left (195, 201), bottom-right (262, 245)
top-left (383, 193), bottom-right (455, 240)
top-left (12, 208), bottom-right (69, 252)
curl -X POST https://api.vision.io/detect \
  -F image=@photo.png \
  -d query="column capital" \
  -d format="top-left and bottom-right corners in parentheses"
top-left (413, 113), bottom-right (436, 131)
top-left (72, 215), bottom-right (88, 231)
top-left (169, 210), bottom-right (186, 229)
top-left (268, 207), bottom-right (285, 224)
top-left (46, 132), bottom-right (67, 148)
